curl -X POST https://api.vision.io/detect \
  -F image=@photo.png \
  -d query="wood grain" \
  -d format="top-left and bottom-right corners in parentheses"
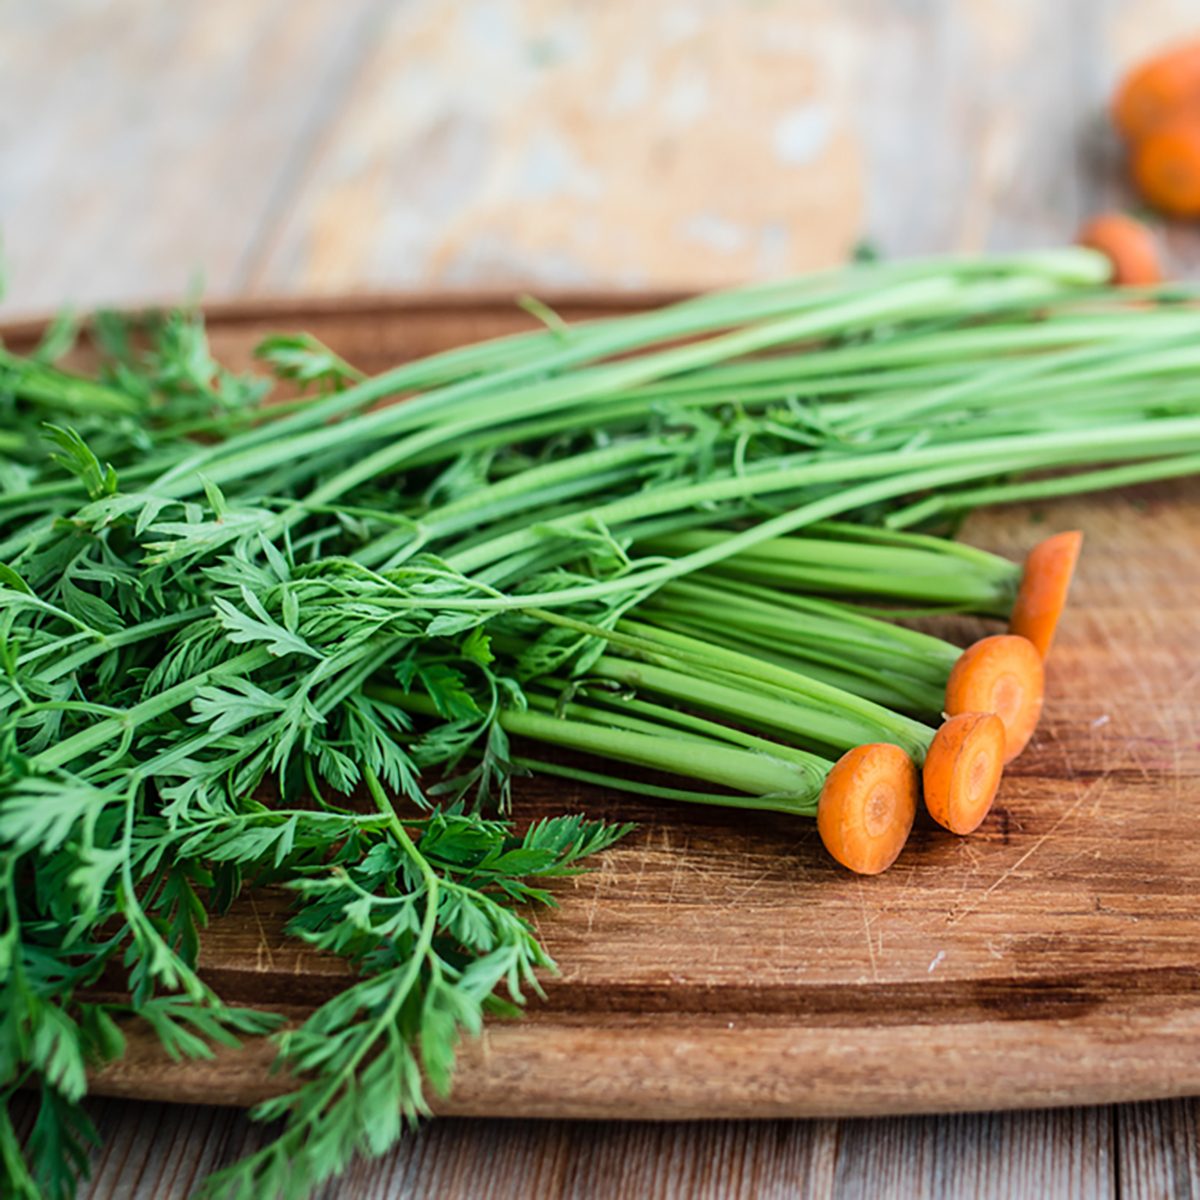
top-left (6, 295), bottom-right (1197, 1125)
top-left (1116, 1100), bottom-right (1200, 1200)
top-left (0, 0), bottom-right (387, 317)
top-left (14, 1090), bottom-right (1166, 1199)
top-left (7, 0), bottom-right (1200, 322)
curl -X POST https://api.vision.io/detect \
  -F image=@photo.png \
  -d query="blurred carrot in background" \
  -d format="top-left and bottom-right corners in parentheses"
top-left (1113, 38), bottom-right (1200, 217)
top-left (1077, 212), bottom-right (1164, 283)
top-left (1113, 39), bottom-right (1200, 140)
top-left (1132, 114), bottom-right (1200, 217)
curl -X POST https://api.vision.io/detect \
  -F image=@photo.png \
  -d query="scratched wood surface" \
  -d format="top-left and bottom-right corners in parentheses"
top-left (4, 0), bottom-right (1200, 321)
top-left (7, 296), bottom-right (1200, 1200)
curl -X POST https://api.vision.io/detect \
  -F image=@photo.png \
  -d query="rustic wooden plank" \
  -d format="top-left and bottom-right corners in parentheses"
top-left (7, 0), bottom-right (1200, 320)
top-left (12, 1095), bottom-right (1126, 1199)
top-left (858, 0), bottom-right (1088, 256)
top-left (0, 0), bottom-right (385, 320)
top-left (834, 1107), bottom-right (1114, 1199)
top-left (239, 0), bottom-right (1139, 297)
top-left (1116, 1099), bottom-right (1200, 1200)
top-left (559, 1119), bottom-right (840, 1200)
top-left (83, 1098), bottom-right (275, 1199)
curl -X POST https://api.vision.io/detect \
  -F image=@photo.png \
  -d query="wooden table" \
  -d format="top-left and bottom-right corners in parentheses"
top-left (5, 1), bottom-right (1200, 1195)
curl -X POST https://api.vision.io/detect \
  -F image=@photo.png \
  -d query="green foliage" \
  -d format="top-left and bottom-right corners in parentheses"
top-left (0, 306), bottom-right (633, 1196)
top-left (190, 795), bottom-right (628, 1200)
top-left (254, 333), bottom-right (364, 393)
top-left (41, 425), bottom-right (118, 501)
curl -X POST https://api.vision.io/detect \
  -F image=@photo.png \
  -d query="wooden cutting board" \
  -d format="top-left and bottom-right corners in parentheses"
top-left (7, 295), bottom-right (1200, 1118)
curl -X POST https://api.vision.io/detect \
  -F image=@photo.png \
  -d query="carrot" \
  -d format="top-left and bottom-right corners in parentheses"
top-left (817, 742), bottom-right (917, 875)
top-left (1131, 113), bottom-right (1200, 217)
top-left (944, 634), bottom-right (1044, 763)
top-left (922, 712), bottom-right (1006, 835)
top-left (1076, 214), bottom-right (1163, 286)
top-left (1113, 40), bottom-right (1200, 140)
top-left (1009, 530), bottom-right (1083, 659)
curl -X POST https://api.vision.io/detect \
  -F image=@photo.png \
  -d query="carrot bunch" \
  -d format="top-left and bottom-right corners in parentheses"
top-left (815, 530), bottom-right (1082, 868)
top-left (385, 525), bottom-right (1081, 877)
top-left (744, 528), bottom-right (1084, 873)
top-left (618, 526), bottom-right (1082, 872)
top-left (1112, 38), bottom-right (1200, 218)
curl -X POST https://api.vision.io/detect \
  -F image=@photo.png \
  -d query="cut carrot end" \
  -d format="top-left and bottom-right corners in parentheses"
top-left (817, 743), bottom-right (917, 875)
top-left (1076, 214), bottom-right (1164, 286)
top-left (922, 713), bottom-right (1006, 835)
top-left (1009, 530), bottom-right (1083, 659)
top-left (944, 635), bottom-right (1044, 764)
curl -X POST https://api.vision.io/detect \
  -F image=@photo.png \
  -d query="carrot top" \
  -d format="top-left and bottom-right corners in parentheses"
top-left (922, 712), bottom-right (1006, 835)
top-left (944, 635), bottom-right (1044, 763)
top-left (817, 742), bottom-right (917, 875)
top-left (1009, 530), bottom-right (1083, 659)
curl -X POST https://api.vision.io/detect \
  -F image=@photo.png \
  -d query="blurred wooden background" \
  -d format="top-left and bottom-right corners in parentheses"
top-left (4, 0), bottom-right (1200, 319)
top-left (5, 0), bottom-right (1200, 1197)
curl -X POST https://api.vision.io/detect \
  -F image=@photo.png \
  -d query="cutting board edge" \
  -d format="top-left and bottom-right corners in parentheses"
top-left (0, 288), bottom-right (691, 347)
top-left (84, 1007), bottom-right (1200, 1118)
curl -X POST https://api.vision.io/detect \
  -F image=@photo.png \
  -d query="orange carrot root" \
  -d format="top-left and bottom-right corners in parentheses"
top-left (944, 635), bottom-right (1044, 764)
top-left (922, 713), bottom-right (1006, 835)
top-left (1112, 40), bottom-right (1200, 141)
top-left (817, 742), bottom-right (917, 875)
top-left (1009, 530), bottom-right (1083, 659)
top-left (1132, 115), bottom-right (1200, 218)
top-left (1077, 214), bottom-right (1164, 286)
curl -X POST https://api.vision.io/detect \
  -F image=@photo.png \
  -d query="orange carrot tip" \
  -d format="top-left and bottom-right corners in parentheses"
top-left (817, 742), bottom-right (917, 875)
top-left (922, 713), bottom-right (1006, 835)
top-left (944, 634), bottom-right (1044, 764)
top-left (1077, 214), bottom-right (1164, 286)
top-left (1009, 530), bottom-right (1083, 660)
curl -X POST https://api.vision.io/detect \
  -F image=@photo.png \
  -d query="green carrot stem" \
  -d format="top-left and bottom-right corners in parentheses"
top-left (154, 269), bottom-right (1082, 514)
top-left (148, 267), bottom-right (922, 497)
top-left (0, 349), bottom-right (144, 416)
top-left (359, 438), bottom-right (686, 567)
top-left (523, 689), bottom-right (720, 747)
top-left (368, 683), bottom-right (825, 803)
top-left (805, 520), bottom-right (1014, 572)
top-left (638, 530), bottom-right (1015, 610)
top-left (831, 327), bottom-right (1200, 436)
top-left (524, 687), bottom-right (829, 770)
top-left (587, 652), bottom-right (930, 761)
top-left (641, 585), bottom-right (953, 683)
top-left (668, 575), bottom-right (964, 668)
top-left (886, 450), bottom-right (1200, 529)
top-left (520, 605), bottom-right (933, 754)
top-left (447, 417), bottom-right (1200, 577)
top-left (511, 755), bottom-right (820, 817)
top-left (638, 611), bottom-right (947, 714)
top-left (0, 608), bottom-right (208, 718)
